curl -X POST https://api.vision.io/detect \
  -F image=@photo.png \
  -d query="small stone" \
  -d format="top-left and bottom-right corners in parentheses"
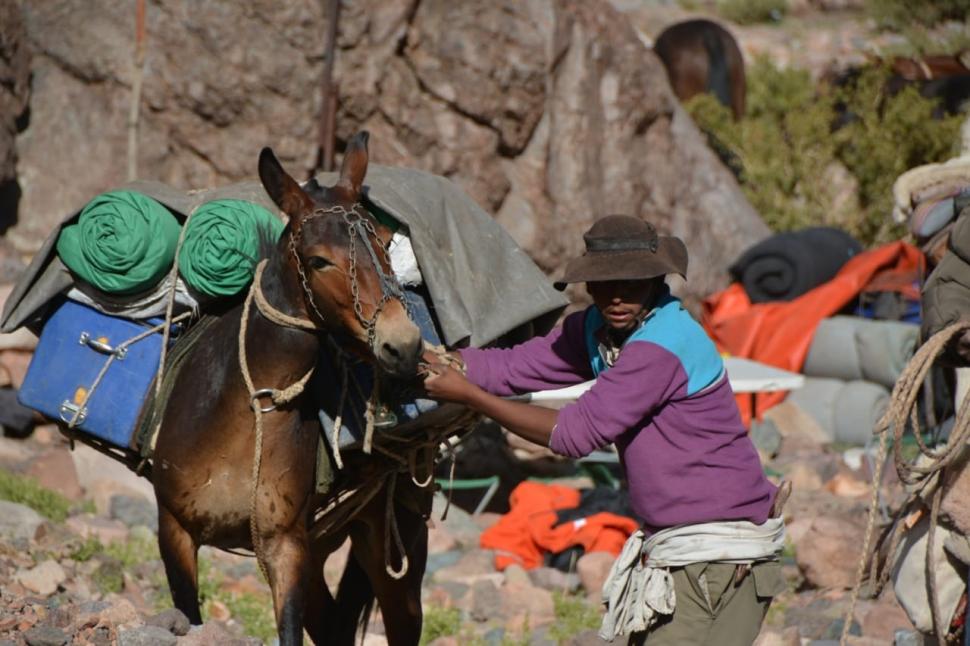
top-left (428, 524), bottom-right (458, 554)
top-left (97, 597), bottom-right (139, 626)
top-left (65, 515), bottom-right (129, 545)
top-left (144, 608), bottom-right (190, 636)
top-left (576, 552), bottom-right (614, 598)
top-left (824, 472), bottom-right (870, 498)
top-left (117, 625), bottom-right (177, 646)
top-left (207, 599), bottom-right (231, 622)
top-left (566, 628), bottom-right (609, 645)
top-left (425, 550), bottom-right (462, 577)
top-left (469, 579), bottom-right (502, 622)
top-left (433, 549), bottom-right (499, 585)
top-left (784, 462), bottom-right (824, 492)
top-left (110, 496), bottom-right (157, 531)
top-left (15, 561), bottom-right (66, 597)
top-left (0, 500), bottom-right (44, 542)
top-left (22, 625), bottom-right (68, 646)
top-left (503, 564), bottom-right (531, 586)
top-left (529, 566), bottom-right (581, 593)
top-left (753, 626), bottom-right (801, 646)
top-left (179, 623), bottom-right (262, 645)
top-left (500, 581), bottom-right (555, 629)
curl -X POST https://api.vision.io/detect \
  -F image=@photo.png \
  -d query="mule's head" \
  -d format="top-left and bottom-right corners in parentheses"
top-left (258, 132), bottom-right (422, 377)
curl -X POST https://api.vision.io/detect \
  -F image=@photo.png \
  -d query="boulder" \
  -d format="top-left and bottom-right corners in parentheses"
top-left (0, 0), bottom-right (30, 237)
top-left (793, 515), bottom-right (867, 589)
top-left (0, 500), bottom-right (44, 542)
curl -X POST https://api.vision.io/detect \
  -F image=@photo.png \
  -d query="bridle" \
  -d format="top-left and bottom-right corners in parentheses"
top-left (288, 202), bottom-right (407, 353)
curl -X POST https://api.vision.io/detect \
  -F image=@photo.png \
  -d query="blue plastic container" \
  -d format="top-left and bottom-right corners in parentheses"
top-left (18, 299), bottom-right (168, 449)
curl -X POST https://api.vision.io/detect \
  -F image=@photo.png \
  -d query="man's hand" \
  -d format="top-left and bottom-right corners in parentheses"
top-left (422, 358), bottom-right (560, 448)
top-left (422, 362), bottom-right (476, 404)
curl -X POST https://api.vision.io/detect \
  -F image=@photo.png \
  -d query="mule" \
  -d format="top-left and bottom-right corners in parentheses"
top-left (151, 131), bottom-right (426, 645)
top-left (653, 19), bottom-right (746, 120)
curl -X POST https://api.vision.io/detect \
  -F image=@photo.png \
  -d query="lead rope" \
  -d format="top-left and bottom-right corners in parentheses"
top-left (842, 321), bottom-right (970, 645)
top-left (384, 472), bottom-right (409, 579)
top-left (239, 261), bottom-right (316, 580)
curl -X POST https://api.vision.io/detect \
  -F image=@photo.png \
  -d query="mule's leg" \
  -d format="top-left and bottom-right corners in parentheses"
top-left (332, 551), bottom-right (376, 645)
top-left (350, 489), bottom-right (429, 646)
top-left (157, 504), bottom-right (203, 624)
top-left (303, 546), bottom-right (341, 645)
top-left (263, 531), bottom-right (313, 646)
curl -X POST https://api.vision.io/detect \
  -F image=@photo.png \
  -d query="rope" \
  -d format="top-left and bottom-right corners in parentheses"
top-left (384, 473), bottom-right (409, 579)
top-left (363, 370), bottom-right (380, 455)
top-left (841, 320), bottom-right (970, 645)
top-left (251, 261), bottom-right (318, 332)
top-left (238, 270), bottom-right (317, 581)
top-left (331, 359), bottom-right (349, 470)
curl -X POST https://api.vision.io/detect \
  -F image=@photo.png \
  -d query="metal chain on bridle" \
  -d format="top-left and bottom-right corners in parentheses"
top-left (288, 202), bottom-right (407, 352)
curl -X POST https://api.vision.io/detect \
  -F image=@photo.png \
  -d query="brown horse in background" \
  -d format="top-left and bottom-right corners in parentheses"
top-left (654, 18), bottom-right (746, 120)
top-left (151, 131), bottom-right (428, 645)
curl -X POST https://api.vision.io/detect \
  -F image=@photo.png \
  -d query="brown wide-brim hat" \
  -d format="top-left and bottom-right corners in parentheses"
top-left (554, 215), bottom-right (688, 291)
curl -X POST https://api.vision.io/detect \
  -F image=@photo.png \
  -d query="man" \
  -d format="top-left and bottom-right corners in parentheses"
top-left (423, 214), bottom-right (787, 644)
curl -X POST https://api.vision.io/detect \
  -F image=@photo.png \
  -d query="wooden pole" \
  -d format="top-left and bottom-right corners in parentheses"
top-left (316, 0), bottom-right (341, 175)
top-left (127, 0), bottom-right (146, 181)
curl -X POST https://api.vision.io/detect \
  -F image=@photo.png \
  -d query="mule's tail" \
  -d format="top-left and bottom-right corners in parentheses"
top-left (336, 552), bottom-right (376, 645)
top-left (702, 27), bottom-right (732, 110)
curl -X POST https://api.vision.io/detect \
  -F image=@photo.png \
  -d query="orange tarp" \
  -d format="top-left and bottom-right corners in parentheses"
top-left (479, 481), bottom-right (638, 571)
top-left (701, 241), bottom-right (924, 426)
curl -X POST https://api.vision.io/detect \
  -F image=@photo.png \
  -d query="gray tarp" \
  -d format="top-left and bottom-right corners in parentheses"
top-left (1, 166), bottom-right (567, 346)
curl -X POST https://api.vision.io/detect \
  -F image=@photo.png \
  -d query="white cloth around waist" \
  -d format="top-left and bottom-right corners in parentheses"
top-left (598, 518), bottom-right (786, 641)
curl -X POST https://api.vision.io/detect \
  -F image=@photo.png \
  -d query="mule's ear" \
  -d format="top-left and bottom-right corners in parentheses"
top-left (336, 131), bottom-right (369, 198)
top-left (258, 147), bottom-right (314, 217)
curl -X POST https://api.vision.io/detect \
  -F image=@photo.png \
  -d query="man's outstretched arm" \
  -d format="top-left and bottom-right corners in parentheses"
top-left (423, 363), bottom-right (557, 447)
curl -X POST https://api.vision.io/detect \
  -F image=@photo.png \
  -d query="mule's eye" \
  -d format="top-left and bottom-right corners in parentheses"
top-left (307, 256), bottom-right (332, 271)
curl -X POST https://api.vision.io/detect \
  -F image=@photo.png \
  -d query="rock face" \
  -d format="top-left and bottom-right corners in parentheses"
top-left (0, 0), bottom-right (30, 233)
top-left (6, 0), bottom-right (767, 307)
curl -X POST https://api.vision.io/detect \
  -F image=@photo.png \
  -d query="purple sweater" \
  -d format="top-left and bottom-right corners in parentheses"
top-left (460, 305), bottom-right (776, 532)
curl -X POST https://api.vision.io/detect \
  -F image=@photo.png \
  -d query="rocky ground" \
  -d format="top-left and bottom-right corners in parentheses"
top-left (0, 395), bottom-right (921, 645)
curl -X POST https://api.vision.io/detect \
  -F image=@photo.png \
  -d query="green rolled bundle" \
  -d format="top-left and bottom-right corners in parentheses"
top-left (56, 191), bottom-right (182, 295)
top-left (177, 199), bottom-right (284, 297)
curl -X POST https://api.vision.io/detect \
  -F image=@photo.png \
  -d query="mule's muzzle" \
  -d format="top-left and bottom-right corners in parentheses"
top-left (376, 323), bottom-right (423, 377)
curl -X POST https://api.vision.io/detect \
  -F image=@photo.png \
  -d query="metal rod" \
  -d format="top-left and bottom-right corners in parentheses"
top-left (126, 0), bottom-right (147, 181)
top-left (317, 0), bottom-right (341, 174)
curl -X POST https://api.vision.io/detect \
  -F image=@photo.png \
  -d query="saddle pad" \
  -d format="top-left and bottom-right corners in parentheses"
top-left (18, 299), bottom-right (168, 449)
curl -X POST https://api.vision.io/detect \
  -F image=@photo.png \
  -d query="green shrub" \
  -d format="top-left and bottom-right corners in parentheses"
top-left (420, 605), bottom-right (461, 645)
top-left (0, 469), bottom-right (72, 522)
top-left (866, 0), bottom-right (970, 30)
top-left (549, 591), bottom-right (602, 644)
top-left (103, 531), bottom-right (160, 568)
top-left (69, 536), bottom-right (105, 562)
top-left (92, 559), bottom-right (124, 594)
top-left (717, 0), bottom-right (786, 24)
top-left (687, 57), bottom-right (963, 246)
top-left (223, 591), bottom-right (276, 643)
top-left (832, 66), bottom-right (963, 242)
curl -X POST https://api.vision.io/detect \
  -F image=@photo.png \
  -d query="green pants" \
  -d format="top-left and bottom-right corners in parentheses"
top-left (628, 560), bottom-right (786, 646)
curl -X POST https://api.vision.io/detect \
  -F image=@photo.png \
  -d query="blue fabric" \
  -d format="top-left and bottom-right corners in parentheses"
top-left (583, 289), bottom-right (724, 396)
